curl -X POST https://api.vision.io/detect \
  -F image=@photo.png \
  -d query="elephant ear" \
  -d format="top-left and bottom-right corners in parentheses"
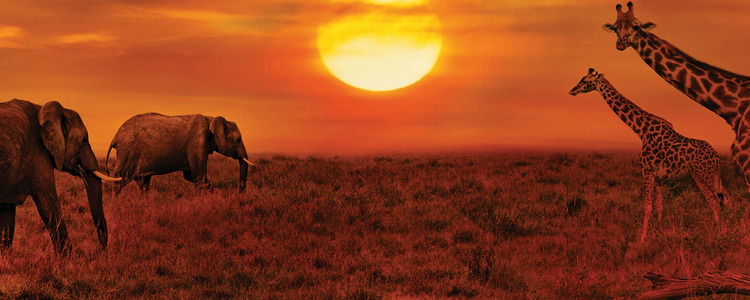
top-left (209, 116), bottom-right (228, 153)
top-left (38, 101), bottom-right (66, 170)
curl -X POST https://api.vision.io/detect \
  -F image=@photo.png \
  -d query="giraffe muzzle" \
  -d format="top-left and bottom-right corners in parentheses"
top-left (616, 41), bottom-right (628, 51)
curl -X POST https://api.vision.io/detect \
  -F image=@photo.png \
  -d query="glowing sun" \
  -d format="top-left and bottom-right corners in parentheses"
top-left (317, 0), bottom-right (442, 92)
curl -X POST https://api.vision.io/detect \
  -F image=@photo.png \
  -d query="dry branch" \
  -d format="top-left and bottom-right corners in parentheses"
top-left (639, 272), bottom-right (750, 299)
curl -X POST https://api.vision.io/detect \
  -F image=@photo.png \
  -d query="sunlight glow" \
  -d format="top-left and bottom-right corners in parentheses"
top-left (317, 0), bottom-right (442, 92)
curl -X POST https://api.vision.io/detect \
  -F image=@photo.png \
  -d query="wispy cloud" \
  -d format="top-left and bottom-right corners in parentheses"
top-left (145, 4), bottom-right (323, 36)
top-left (151, 9), bottom-right (271, 35)
top-left (0, 25), bottom-right (23, 48)
top-left (55, 32), bottom-right (116, 44)
top-left (157, 10), bottom-right (243, 22)
top-left (0, 26), bottom-right (22, 38)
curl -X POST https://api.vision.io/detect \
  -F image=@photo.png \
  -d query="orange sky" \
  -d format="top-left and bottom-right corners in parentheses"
top-left (1, 0), bottom-right (749, 155)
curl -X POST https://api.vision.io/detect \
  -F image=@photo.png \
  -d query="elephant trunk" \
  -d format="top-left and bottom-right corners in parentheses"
top-left (238, 159), bottom-right (248, 192)
top-left (236, 144), bottom-right (251, 192)
top-left (84, 172), bottom-right (108, 249)
top-left (79, 146), bottom-right (108, 248)
top-left (79, 145), bottom-right (100, 174)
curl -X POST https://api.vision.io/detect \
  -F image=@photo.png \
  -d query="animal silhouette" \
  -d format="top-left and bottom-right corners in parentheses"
top-left (107, 113), bottom-right (254, 193)
top-left (604, 1), bottom-right (750, 193)
top-left (570, 69), bottom-right (728, 242)
top-left (0, 99), bottom-right (120, 252)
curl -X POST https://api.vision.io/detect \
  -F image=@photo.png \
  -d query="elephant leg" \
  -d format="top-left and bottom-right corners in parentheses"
top-left (136, 176), bottom-right (152, 191)
top-left (187, 153), bottom-right (211, 190)
top-left (192, 178), bottom-right (212, 191)
top-left (113, 179), bottom-right (127, 195)
top-left (182, 170), bottom-right (193, 182)
top-left (112, 167), bottom-right (128, 195)
top-left (143, 176), bottom-right (152, 190)
top-left (200, 179), bottom-right (213, 191)
top-left (0, 204), bottom-right (16, 249)
top-left (31, 190), bottom-right (70, 254)
top-left (183, 170), bottom-right (210, 191)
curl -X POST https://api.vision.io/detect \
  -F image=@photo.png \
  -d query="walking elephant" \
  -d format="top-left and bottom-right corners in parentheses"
top-left (0, 99), bottom-right (120, 253)
top-left (106, 113), bottom-right (255, 192)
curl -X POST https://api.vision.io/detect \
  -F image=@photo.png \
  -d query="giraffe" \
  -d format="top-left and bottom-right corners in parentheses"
top-left (570, 68), bottom-right (728, 243)
top-left (603, 1), bottom-right (750, 193)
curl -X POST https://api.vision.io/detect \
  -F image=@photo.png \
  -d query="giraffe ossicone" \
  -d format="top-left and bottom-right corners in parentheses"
top-left (570, 68), bottom-right (729, 243)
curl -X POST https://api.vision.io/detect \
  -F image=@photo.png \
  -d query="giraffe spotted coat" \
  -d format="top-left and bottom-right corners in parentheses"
top-left (604, 1), bottom-right (750, 193)
top-left (570, 68), bottom-right (728, 243)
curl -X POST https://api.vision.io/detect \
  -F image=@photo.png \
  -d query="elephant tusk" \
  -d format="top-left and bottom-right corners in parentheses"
top-left (242, 158), bottom-right (256, 166)
top-left (93, 170), bottom-right (122, 182)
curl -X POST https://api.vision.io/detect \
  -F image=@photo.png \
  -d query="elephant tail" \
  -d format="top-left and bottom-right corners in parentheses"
top-left (105, 141), bottom-right (116, 175)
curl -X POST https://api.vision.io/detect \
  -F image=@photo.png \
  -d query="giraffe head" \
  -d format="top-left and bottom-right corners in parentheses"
top-left (602, 1), bottom-right (656, 51)
top-left (569, 68), bottom-right (603, 96)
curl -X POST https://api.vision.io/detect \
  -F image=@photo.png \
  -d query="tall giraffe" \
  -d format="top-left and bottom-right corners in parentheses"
top-left (603, 1), bottom-right (750, 192)
top-left (570, 68), bottom-right (728, 243)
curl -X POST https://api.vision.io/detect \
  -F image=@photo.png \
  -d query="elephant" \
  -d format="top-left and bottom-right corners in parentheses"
top-left (105, 113), bottom-right (255, 192)
top-left (0, 99), bottom-right (120, 253)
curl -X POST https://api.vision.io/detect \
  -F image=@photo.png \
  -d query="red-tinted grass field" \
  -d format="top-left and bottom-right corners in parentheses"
top-left (0, 152), bottom-right (749, 298)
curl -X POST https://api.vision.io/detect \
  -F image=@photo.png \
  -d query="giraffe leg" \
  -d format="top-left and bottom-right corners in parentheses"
top-left (731, 138), bottom-right (750, 194)
top-left (654, 180), bottom-right (664, 222)
top-left (641, 173), bottom-right (655, 243)
top-left (693, 175), bottom-right (720, 223)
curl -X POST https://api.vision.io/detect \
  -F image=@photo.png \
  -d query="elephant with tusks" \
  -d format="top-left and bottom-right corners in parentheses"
top-left (0, 99), bottom-right (120, 253)
top-left (106, 113), bottom-right (255, 193)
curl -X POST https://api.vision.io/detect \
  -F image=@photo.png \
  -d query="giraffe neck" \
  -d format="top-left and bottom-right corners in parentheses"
top-left (635, 31), bottom-right (750, 130)
top-left (595, 78), bottom-right (654, 140)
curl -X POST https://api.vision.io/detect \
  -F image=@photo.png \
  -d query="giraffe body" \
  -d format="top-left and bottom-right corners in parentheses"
top-left (570, 68), bottom-right (728, 243)
top-left (604, 1), bottom-right (750, 192)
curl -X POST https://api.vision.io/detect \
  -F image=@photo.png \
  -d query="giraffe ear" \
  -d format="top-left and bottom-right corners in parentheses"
top-left (640, 22), bottom-right (656, 31)
top-left (602, 23), bottom-right (616, 32)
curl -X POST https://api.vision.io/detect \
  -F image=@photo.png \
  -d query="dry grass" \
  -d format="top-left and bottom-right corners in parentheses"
top-left (1, 152), bottom-right (749, 298)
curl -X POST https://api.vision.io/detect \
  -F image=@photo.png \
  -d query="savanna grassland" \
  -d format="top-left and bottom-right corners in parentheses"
top-left (1, 152), bottom-right (750, 298)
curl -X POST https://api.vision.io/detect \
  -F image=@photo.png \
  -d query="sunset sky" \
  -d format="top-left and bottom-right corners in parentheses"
top-left (1, 0), bottom-right (749, 155)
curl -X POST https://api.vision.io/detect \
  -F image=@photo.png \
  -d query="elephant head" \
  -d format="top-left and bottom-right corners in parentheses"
top-left (209, 116), bottom-right (254, 191)
top-left (39, 101), bottom-right (119, 248)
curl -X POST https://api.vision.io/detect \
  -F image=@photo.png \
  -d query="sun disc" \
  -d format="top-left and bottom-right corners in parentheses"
top-left (317, 0), bottom-right (442, 92)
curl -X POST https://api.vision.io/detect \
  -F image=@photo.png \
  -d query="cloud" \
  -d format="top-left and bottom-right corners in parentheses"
top-left (55, 32), bottom-right (116, 44)
top-left (148, 9), bottom-right (276, 36)
top-left (157, 10), bottom-right (242, 22)
top-left (0, 26), bottom-right (23, 48)
top-left (0, 26), bottom-right (22, 38)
